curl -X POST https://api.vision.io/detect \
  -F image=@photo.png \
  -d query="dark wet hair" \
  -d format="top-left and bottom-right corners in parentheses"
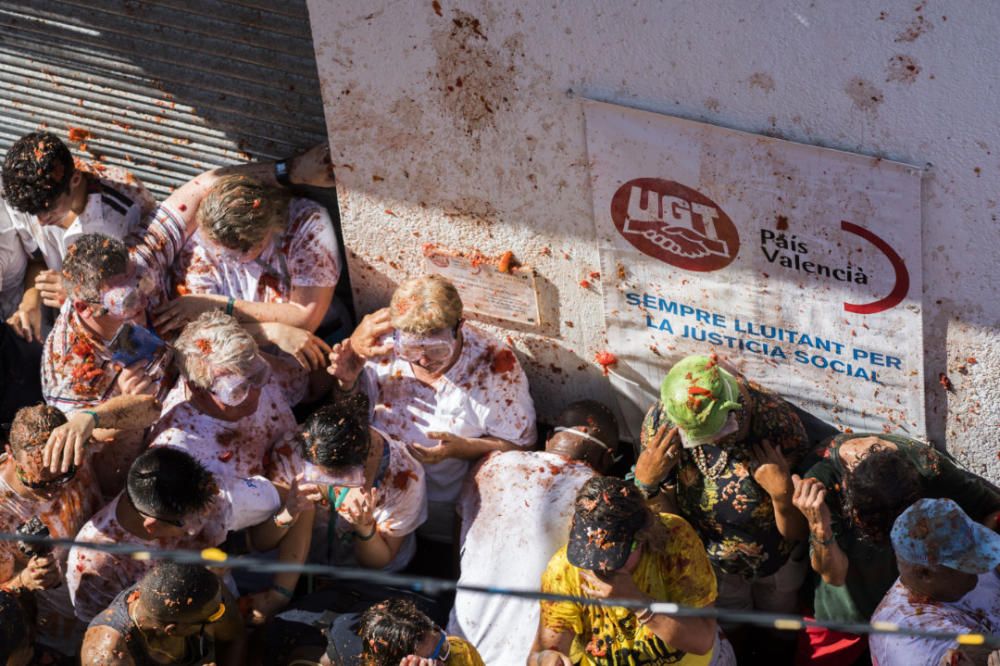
top-left (139, 562), bottom-right (220, 621)
top-left (126, 447), bottom-right (216, 520)
top-left (359, 598), bottom-right (436, 666)
top-left (8, 404), bottom-right (66, 454)
top-left (300, 393), bottom-right (371, 470)
top-left (2, 131), bottom-right (75, 214)
top-left (0, 591), bottom-right (29, 661)
top-left (62, 233), bottom-right (130, 302)
top-left (554, 399), bottom-right (620, 460)
top-left (843, 446), bottom-right (923, 543)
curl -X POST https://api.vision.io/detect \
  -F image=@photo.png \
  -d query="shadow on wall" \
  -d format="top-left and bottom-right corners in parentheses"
top-left (0, 0), bottom-right (329, 197)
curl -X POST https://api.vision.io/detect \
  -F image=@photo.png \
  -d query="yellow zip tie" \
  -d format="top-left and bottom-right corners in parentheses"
top-left (774, 619), bottom-right (803, 631)
top-left (131, 551), bottom-right (151, 561)
top-left (200, 547), bottom-right (228, 562)
top-left (871, 621), bottom-right (900, 632)
top-left (957, 634), bottom-right (986, 646)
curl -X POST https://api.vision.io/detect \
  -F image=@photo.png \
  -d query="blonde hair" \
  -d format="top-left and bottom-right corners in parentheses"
top-left (196, 175), bottom-right (289, 252)
top-left (389, 275), bottom-right (463, 334)
top-left (173, 311), bottom-right (260, 389)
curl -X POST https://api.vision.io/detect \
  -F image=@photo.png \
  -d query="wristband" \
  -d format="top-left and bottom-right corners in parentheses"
top-left (81, 410), bottom-right (99, 428)
top-left (355, 525), bottom-right (377, 541)
top-left (225, 297), bottom-right (235, 316)
top-left (633, 475), bottom-right (662, 500)
top-left (271, 584), bottom-right (295, 600)
top-left (635, 608), bottom-right (655, 625)
top-left (809, 531), bottom-right (834, 547)
top-left (274, 160), bottom-right (292, 187)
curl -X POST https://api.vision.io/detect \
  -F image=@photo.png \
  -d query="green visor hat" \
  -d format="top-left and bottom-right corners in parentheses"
top-left (660, 355), bottom-right (742, 448)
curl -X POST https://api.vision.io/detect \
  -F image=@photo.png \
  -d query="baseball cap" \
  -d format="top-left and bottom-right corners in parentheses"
top-left (660, 355), bottom-right (742, 447)
top-left (891, 498), bottom-right (1000, 573)
top-left (567, 484), bottom-right (647, 572)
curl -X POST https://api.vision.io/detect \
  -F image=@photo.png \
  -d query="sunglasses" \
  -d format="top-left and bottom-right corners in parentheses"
top-left (16, 463), bottom-right (77, 490)
top-left (393, 329), bottom-right (457, 364)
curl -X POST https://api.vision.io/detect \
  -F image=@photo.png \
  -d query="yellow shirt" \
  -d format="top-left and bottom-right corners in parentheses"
top-left (540, 513), bottom-right (718, 666)
top-left (446, 636), bottom-right (485, 666)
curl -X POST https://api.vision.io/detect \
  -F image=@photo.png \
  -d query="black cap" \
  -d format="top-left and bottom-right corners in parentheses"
top-left (566, 493), bottom-right (647, 572)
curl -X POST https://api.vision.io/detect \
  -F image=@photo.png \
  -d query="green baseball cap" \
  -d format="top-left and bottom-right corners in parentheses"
top-left (660, 355), bottom-right (742, 445)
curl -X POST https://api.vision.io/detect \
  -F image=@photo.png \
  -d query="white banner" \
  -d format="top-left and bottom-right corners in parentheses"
top-left (583, 100), bottom-right (925, 441)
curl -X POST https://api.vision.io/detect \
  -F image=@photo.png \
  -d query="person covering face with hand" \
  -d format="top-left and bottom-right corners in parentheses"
top-left (530, 476), bottom-right (732, 666)
top-left (634, 354), bottom-right (809, 637)
top-left (0, 404), bottom-right (104, 657)
top-left (793, 433), bottom-right (1000, 665)
top-left (298, 395), bottom-right (427, 573)
top-left (327, 274), bottom-right (536, 547)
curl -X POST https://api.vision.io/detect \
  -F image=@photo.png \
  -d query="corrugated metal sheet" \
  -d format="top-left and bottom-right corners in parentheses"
top-left (0, 0), bottom-right (329, 198)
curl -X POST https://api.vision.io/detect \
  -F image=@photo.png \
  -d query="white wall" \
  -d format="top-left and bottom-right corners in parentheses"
top-left (307, 0), bottom-right (1000, 482)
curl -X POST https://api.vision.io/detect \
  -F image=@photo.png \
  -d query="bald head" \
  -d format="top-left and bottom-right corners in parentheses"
top-left (545, 400), bottom-right (620, 472)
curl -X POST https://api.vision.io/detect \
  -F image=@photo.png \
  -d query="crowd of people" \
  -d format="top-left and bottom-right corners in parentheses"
top-left (0, 130), bottom-right (998, 666)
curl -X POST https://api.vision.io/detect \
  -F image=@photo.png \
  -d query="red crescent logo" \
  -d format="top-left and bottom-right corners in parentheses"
top-left (841, 220), bottom-right (910, 314)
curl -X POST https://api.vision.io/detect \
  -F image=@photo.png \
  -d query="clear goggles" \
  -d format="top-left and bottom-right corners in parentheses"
top-left (393, 328), bottom-right (457, 363)
top-left (95, 263), bottom-right (157, 318)
top-left (208, 356), bottom-right (271, 407)
top-left (299, 461), bottom-right (366, 488)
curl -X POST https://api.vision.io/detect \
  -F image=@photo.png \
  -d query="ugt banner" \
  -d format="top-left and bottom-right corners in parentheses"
top-left (583, 100), bottom-right (925, 440)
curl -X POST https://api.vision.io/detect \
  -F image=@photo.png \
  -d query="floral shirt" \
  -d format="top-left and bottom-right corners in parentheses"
top-left (640, 378), bottom-right (809, 578)
top-left (540, 513), bottom-right (717, 666)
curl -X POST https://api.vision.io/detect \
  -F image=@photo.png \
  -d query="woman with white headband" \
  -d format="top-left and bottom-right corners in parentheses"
top-left (326, 274), bottom-right (537, 571)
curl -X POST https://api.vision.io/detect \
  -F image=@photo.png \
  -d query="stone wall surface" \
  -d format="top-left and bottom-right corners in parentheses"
top-left (307, 0), bottom-right (1000, 482)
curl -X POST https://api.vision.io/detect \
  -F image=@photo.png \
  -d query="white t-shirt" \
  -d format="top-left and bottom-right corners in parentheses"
top-left (870, 572), bottom-right (1000, 666)
top-left (360, 324), bottom-right (536, 504)
top-left (173, 197), bottom-right (341, 302)
top-left (5, 165), bottom-right (154, 271)
top-left (0, 203), bottom-right (28, 318)
top-left (67, 476), bottom-right (273, 623)
top-left (310, 430), bottom-right (428, 572)
top-left (447, 450), bottom-right (596, 666)
top-left (148, 354), bottom-right (308, 486)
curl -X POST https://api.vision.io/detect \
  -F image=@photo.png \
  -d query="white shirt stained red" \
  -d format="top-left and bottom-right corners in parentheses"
top-left (310, 430), bottom-right (428, 572)
top-left (360, 324), bottom-right (537, 504)
top-left (67, 491), bottom-right (236, 623)
top-left (447, 450), bottom-right (595, 666)
top-left (172, 197), bottom-right (341, 301)
top-left (147, 354), bottom-right (308, 486)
